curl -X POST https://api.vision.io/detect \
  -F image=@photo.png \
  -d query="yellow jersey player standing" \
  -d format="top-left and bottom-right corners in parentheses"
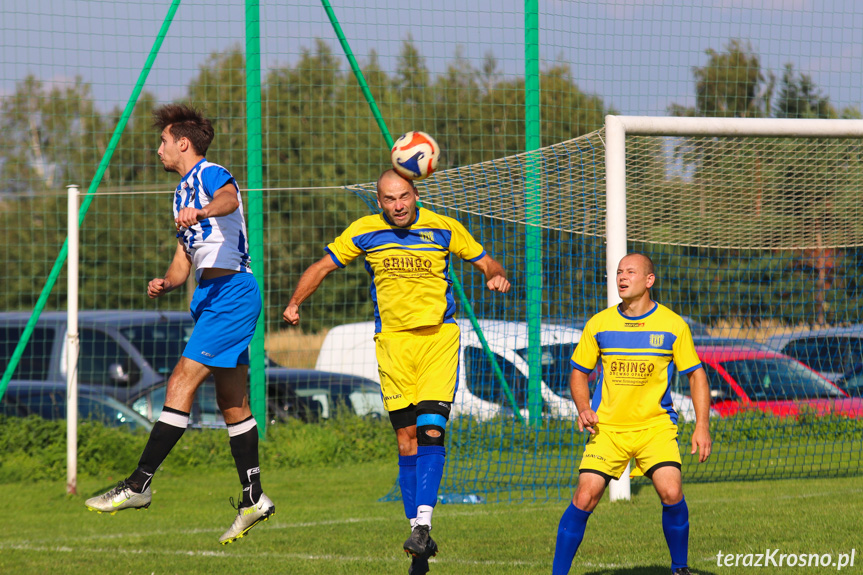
top-left (552, 253), bottom-right (712, 575)
top-left (283, 169), bottom-right (510, 575)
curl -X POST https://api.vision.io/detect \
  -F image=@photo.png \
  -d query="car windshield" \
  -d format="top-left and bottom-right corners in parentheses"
top-left (720, 357), bottom-right (843, 400)
top-left (781, 335), bottom-right (863, 375)
top-left (514, 343), bottom-right (577, 397)
top-left (119, 321), bottom-right (194, 375)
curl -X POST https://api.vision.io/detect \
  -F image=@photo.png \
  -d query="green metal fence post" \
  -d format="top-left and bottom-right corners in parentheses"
top-left (245, 0), bottom-right (266, 439)
top-left (525, 0), bottom-right (543, 428)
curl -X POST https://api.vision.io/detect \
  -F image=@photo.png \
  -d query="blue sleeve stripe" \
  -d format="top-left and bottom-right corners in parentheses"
top-left (571, 360), bottom-right (593, 374)
top-left (680, 363), bottom-right (702, 375)
top-left (324, 247), bottom-right (345, 268)
top-left (417, 413), bottom-right (447, 428)
top-left (466, 250), bottom-right (486, 263)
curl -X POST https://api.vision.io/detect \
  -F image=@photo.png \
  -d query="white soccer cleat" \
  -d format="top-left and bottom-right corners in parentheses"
top-left (85, 481), bottom-right (152, 515)
top-left (219, 493), bottom-right (275, 545)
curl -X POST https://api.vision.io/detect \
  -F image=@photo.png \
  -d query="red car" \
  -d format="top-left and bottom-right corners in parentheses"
top-left (692, 346), bottom-right (863, 418)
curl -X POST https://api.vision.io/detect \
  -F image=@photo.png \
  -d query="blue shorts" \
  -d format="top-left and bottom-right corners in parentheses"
top-left (184, 272), bottom-right (261, 368)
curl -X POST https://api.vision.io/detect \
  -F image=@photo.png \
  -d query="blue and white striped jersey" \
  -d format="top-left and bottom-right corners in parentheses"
top-left (173, 159), bottom-right (252, 282)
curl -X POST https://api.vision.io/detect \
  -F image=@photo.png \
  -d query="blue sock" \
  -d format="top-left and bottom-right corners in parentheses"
top-left (552, 503), bottom-right (592, 575)
top-left (662, 497), bottom-right (689, 571)
top-left (398, 454), bottom-right (418, 521)
top-left (415, 445), bottom-right (445, 507)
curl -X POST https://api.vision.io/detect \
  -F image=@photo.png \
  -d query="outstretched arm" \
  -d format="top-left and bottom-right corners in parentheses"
top-left (687, 367), bottom-right (712, 462)
top-left (282, 255), bottom-right (341, 325)
top-left (148, 241), bottom-right (192, 298)
top-left (470, 254), bottom-right (510, 293)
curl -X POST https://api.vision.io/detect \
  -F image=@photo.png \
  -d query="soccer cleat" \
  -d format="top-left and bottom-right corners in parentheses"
top-left (85, 481), bottom-right (152, 514)
top-left (408, 535), bottom-right (438, 574)
top-left (404, 524), bottom-right (437, 558)
top-left (672, 568), bottom-right (693, 575)
top-left (219, 492), bottom-right (275, 545)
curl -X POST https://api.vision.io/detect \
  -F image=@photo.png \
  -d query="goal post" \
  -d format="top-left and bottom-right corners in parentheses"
top-left (604, 114), bottom-right (863, 501)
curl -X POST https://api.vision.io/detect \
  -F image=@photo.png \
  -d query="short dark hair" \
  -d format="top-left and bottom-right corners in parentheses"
top-left (152, 104), bottom-right (214, 156)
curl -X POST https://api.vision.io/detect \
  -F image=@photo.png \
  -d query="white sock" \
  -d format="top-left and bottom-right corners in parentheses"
top-left (415, 505), bottom-right (433, 528)
top-left (409, 517), bottom-right (418, 530)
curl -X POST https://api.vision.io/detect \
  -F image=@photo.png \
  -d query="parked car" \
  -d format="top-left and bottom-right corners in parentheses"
top-left (766, 325), bottom-right (863, 382)
top-left (0, 312), bottom-right (385, 424)
top-left (0, 381), bottom-right (153, 431)
top-left (692, 346), bottom-right (863, 418)
top-left (0, 310), bottom-right (190, 403)
top-left (834, 364), bottom-right (863, 398)
top-left (128, 368), bottom-right (385, 427)
top-left (315, 319), bottom-right (701, 422)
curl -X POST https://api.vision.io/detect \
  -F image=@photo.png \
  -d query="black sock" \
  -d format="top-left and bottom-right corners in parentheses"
top-left (228, 416), bottom-right (262, 506)
top-left (127, 406), bottom-right (189, 492)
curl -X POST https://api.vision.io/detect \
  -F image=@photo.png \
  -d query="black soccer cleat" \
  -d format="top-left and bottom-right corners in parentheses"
top-left (404, 524), bottom-right (437, 558)
top-left (406, 526), bottom-right (438, 574)
top-left (672, 568), bottom-right (693, 575)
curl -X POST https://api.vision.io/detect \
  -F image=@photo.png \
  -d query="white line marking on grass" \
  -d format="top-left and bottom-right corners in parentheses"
top-left (1, 541), bottom-right (641, 569)
top-left (10, 504), bottom-right (553, 546)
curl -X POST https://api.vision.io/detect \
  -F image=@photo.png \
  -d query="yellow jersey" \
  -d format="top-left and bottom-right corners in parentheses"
top-left (326, 207), bottom-right (486, 333)
top-left (570, 302), bottom-right (702, 430)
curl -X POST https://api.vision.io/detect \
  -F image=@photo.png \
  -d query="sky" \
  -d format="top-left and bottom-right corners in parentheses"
top-left (1, 0), bottom-right (862, 119)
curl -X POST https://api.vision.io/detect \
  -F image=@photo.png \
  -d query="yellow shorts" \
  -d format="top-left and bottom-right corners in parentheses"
top-left (374, 323), bottom-right (460, 412)
top-left (579, 423), bottom-right (681, 480)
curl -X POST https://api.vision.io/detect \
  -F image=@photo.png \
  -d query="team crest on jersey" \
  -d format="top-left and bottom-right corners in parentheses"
top-left (419, 230), bottom-right (435, 243)
top-left (649, 334), bottom-right (664, 347)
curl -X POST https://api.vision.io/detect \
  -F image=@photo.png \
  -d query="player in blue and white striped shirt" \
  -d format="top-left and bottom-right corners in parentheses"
top-left (85, 104), bottom-right (274, 546)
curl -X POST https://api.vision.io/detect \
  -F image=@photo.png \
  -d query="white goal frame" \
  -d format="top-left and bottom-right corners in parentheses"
top-left (603, 115), bottom-right (863, 501)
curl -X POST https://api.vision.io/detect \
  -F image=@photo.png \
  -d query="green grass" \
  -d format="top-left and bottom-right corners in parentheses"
top-left (1, 463), bottom-right (861, 574)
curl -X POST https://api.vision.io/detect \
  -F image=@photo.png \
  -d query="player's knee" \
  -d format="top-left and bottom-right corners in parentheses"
top-left (659, 488), bottom-right (683, 506)
top-left (416, 400), bottom-right (450, 447)
top-left (395, 430), bottom-right (417, 456)
top-left (574, 487), bottom-right (603, 511)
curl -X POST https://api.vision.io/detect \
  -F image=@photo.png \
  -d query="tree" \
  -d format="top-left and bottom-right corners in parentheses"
top-left (0, 75), bottom-right (108, 196)
top-left (774, 63), bottom-right (836, 119)
top-left (669, 39), bottom-right (773, 119)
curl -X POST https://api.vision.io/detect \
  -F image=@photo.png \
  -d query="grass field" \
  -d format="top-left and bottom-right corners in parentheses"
top-left (1, 463), bottom-right (860, 574)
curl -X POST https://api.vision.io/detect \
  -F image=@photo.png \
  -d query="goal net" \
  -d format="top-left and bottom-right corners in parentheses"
top-left (368, 116), bottom-right (863, 502)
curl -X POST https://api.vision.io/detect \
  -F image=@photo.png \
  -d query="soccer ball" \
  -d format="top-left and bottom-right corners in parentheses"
top-left (390, 131), bottom-right (440, 180)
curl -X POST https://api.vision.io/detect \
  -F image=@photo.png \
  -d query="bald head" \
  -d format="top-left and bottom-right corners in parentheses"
top-left (376, 169), bottom-right (419, 228)
top-left (620, 253), bottom-right (654, 276)
top-left (616, 252), bottom-right (655, 304)
top-left (377, 169), bottom-right (416, 194)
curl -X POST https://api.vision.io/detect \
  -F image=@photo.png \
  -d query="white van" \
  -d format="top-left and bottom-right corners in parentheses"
top-left (316, 318), bottom-right (703, 423)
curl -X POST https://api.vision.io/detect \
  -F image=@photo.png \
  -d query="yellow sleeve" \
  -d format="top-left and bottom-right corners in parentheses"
top-left (571, 317), bottom-right (600, 373)
top-left (325, 221), bottom-right (363, 268)
top-left (673, 321), bottom-right (702, 374)
top-left (447, 218), bottom-right (486, 262)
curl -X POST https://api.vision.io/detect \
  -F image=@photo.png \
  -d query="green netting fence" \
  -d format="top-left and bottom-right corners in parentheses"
top-left (2, 1), bottom-right (863, 502)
